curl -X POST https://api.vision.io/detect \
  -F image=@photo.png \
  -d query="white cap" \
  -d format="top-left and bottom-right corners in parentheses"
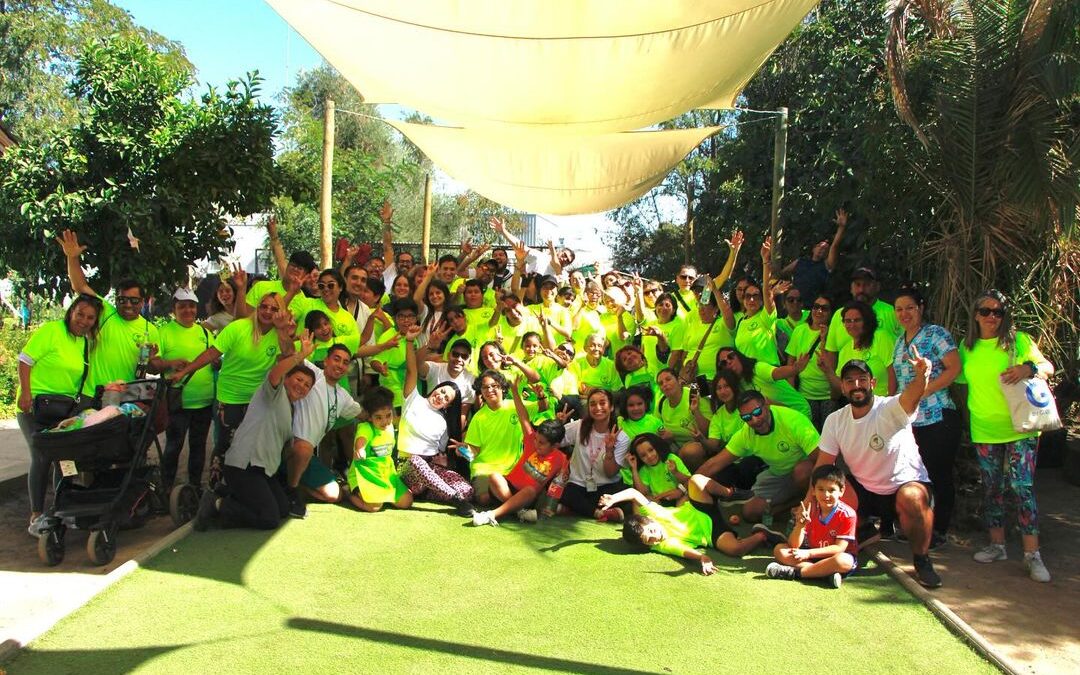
top-left (172, 288), bottom-right (198, 303)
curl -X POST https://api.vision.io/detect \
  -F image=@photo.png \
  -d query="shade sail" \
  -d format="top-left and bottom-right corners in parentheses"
top-left (387, 120), bottom-right (724, 215)
top-left (268, 0), bottom-right (818, 133)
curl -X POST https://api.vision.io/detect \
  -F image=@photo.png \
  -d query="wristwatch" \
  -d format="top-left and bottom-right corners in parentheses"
top-left (1023, 360), bottom-right (1037, 377)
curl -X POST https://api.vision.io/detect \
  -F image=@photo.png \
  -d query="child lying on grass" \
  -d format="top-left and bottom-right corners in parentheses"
top-left (599, 475), bottom-right (786, 575)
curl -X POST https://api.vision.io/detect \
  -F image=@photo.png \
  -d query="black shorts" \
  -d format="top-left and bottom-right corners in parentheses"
top-left (690, 498), bottom-right (734, 545)
top-left (847, 475), bottom-right (935, 522)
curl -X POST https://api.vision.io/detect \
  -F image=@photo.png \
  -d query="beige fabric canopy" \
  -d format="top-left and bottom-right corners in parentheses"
top-left (268, 0), bottom-right (817, 214)
top-left (387, 120), bottom-right (725, 215)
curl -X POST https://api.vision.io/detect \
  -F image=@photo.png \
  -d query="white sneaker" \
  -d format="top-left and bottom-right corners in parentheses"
top-left (1024, 550), bottom-right (1051, 583)
top-left (27, 515), bottom-right (48, 538)
top-left (471, 511), bottom-right (498, 527)
top-left (517, 509), bottom-right (538, 523)
top-left (973, 543), bottom-right (1007, 564)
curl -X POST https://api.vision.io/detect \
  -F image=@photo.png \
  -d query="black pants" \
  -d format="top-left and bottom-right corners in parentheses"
top-left (17, 412), bottom-right (49, 513)
top-left (219, 464), bottom-right (289, 530)
top-left (162, 406), bottom-right (213, 488)
top-left (712, 456), bottom-right (767, 491)
top-left (561, 481), bottom-right (623, 517)
top-left (912, 409), bottom-right (960, 534)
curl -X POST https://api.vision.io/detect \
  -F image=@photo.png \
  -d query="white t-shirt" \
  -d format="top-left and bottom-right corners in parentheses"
top-left (819, 395), bottom-right (928, 495)
top-left (398, 388), bottom-right (450, 457)
top-left (424, 361), bottom-right (476, 406)
top-left (525, 249), bottom-right (559, 278)
top-left (291, 368), bottom-right (364, 446)
top-left (560, 419), bottom-right (630, 489)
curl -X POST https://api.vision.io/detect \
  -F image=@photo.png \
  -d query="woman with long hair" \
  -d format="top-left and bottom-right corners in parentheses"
top-left (826, 300), bottom-right (896, 396)
top-left (785, 293), bottom-right (836, 430)
top-left (558, 388), bottom-right (630, 520)
top-left (715, 347), bottom-right (812, 420)
top-left (957, 290), bottom-right (1054, 582)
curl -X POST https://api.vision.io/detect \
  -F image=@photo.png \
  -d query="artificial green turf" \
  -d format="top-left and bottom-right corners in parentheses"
top-left (9, 503), bottom-right (995, 674)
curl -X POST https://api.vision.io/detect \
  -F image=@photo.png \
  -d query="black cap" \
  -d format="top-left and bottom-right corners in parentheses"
top-left (851, 267), bottom-right (877, 281)
top-left (839, 359), bottom-right (873, 379)
top-left (288, 250), bottom-right (318, 272)
top-left (538, 274), bottom-right (558, 288)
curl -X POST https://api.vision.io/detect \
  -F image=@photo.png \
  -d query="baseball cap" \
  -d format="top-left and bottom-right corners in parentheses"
top-left (851, 267), bottom-right (877, 281)
top-left (839, 359), bottom-right (873, 379)
top-left (538, 274), bottom-right (559, 289)
top-left (172, 288), bottom-right (198, 303)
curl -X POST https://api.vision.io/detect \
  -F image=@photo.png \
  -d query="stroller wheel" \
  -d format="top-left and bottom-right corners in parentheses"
top-left (170, 484), bottom-right (200, 527)
top-left (86, 527), bottom-right (117, 566)
top-left (37, 528), bottom-right (66, 567)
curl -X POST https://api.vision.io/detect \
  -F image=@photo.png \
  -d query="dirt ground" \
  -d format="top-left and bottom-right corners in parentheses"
top-left (0, 437), bottom-right (1078, 672)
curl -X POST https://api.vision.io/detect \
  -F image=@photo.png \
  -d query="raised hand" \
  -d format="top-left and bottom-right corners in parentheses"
top-left (760, 235), bottom-right (773, 262)
top-left (834, 208), bottom-right (848, 229)
top-left (513, 240), bottom-right (527, 263)
top-left (725, 229), bottom-right (745, 249)
top-left (379, 199), bottom-right (394, 225)
top-left (626, 453), bottom-right (638, 471)
top-left (57, 229), bottom-right (87, 259)
top-left (488, 216), bottom-right (507, 235)
top-left (370, 360), bottom-right (388, 376)
top-left (265, 214), bottom-right (279, 237)
top-left (796, 499), bottom-right (811, 525)
top-left (772, 280), bottom-right (792, 296)
top-left (906, 344), bottom-right (930, 381)
top-left (298, 329), bottom-right (316, 359)
top-left (555, 404), bottom-right (573, 424)
top-left (460, 239), bottom-right (473, 257)
top-left (231, 263), bottom-right (248, 291)
top-left (404, 325), bottom-right (423, 341)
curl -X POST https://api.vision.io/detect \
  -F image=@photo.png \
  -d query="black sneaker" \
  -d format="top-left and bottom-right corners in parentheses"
top-left (287, 491), bottom-right (307, 519)
top-left (751, 523), bottom-right (787, 548)
top-left (192, 490), bottom-right (218, 532)
top-left (913, 555), bottom-right (942, 588)
top-left (452, 497), bottom-right (476, 518)
top-left (856, 521), bottom-right (881, 548)
top-left (719, 487), bottom-right (754, 504)
top-left (766, 562), bottom-right (799, 580)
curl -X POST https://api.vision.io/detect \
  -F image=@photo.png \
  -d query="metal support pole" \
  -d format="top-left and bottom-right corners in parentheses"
top-left (421, 173), bottom-right (433, 264)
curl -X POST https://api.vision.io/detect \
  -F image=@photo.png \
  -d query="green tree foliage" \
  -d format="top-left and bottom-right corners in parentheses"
top-left (0, 34), bottom-right (278, 298)
top-left (0, 0), bottom-right (189, 142)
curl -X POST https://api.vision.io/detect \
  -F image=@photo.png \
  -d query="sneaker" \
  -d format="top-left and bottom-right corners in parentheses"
top-left (829, 572), bottom-right (843, 589)
top-left (913, 555), bottom-right (942, 588)
top-left (27, 514), bottom-right (48, 538)
top-left (766, 562), bottom-right (799, 580)
top-left (517, 509), bottom-right (538, 523)
top-left (1024, 550), bottom-right (1050, 583)
top-left (973, 543), bottom-right (1007, 564)
top-left (856, 521), bottom-right (881, 548)
top-left (192, 490), bottom-right (218, 532)
top-left (596, 507), bottom-right (624, 523)
top-left (719, 487), bottom-right (754, 504)
top-left (472, 510), bottom-right (498, 527)
top-left (751, 523), bottom-right (787, 548)
top-left (451, 497), bottom-right (475, 518)
top-left (287, 491), bottom-right (307, 520)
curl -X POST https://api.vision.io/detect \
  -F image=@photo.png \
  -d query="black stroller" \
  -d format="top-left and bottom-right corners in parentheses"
top-left (33, 379), bottom-right (170, 566)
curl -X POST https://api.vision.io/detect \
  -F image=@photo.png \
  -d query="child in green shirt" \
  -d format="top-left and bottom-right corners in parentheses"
top-left (346, 387), bottom-right (413, 513)
top-left (625, 433), bottom-right (690, 506)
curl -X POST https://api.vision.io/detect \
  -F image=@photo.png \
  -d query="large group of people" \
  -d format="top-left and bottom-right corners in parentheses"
top-left (14, 203), bottom-right (1058, 588)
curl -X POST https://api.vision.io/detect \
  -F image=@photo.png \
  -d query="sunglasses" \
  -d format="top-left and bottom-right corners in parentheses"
top-left (317, 282), bottom-right (338, 290)
top-left (449, 351), bottom-right (470, 360)
top-left (811, 303), bottom-right (831, 311)
top-left (744, 292), bottom-right (762, 301)
top-left (116, 296), bottom-right (143, 305)
top-left (739, 406), bottom-right (764, 422)
top-left (976, 307), bottom-right (1005, 318)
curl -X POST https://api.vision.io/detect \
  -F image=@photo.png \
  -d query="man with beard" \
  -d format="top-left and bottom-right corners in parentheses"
top-left (824, 266), bottom-right (902, 373)
top-left (812, 355), bottom-right (941, 588)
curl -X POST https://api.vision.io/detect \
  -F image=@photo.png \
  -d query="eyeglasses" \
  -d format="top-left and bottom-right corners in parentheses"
top-left (976, 307), bottom-right (1005, 318)
top-left (396, 312), bottom-right (417, 319)
top-left (811, 303), bottom-right (831, 311)
top-left (678, 274), bottom-right (693, 280)
top-left (481, 383), bottom-right (502, 392)
top-left (785, 296), bottom-right (802, 304)
top-left (842, 317), bottom-right (864, 325)
top-left (744, 292), bottom-right (762, 301)
top-left (317, 282), bottom-right (338, 290)
top-left (116, 296), bottom-right (143, 305)
top-left (449, 351), bottom-right (470, 359)
top-left (739, 406), bottom-right (764, 422)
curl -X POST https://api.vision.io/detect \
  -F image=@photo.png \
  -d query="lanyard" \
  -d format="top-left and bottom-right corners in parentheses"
top-left (325, 385), bottom-right (339, 434)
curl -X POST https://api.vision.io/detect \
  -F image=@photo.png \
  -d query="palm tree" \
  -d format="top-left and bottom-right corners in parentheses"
top-left (885, 0), bottom-right (1079, 378)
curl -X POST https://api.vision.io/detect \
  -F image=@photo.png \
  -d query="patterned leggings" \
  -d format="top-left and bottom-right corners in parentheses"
top-left (398, 455), bottom-right (474, 503)
top-left (974, 437), bottom-right (1038, 535)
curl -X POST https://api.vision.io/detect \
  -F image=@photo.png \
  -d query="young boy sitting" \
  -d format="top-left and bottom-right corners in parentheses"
top-left (471, 384), bottom-right (567, 527)
top-left (766, 464), bottom-right (858, 588)
top-left (599, 475), bottom-right (786, 575)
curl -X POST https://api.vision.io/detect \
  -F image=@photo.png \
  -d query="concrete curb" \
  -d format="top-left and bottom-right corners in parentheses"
top-left (872, 550), bottom-right (1023, 675)
top-left (0, 521), bottom-right (193, 665)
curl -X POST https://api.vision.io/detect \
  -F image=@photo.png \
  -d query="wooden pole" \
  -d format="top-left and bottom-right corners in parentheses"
top-left (769, 107), bottom-right (789, 253)
top-left (421, 173), bottom-right (433, 264)
top-left (683, 175), bottom-right (695, 265)
top-left (319, 98), bottom-right (335, 268)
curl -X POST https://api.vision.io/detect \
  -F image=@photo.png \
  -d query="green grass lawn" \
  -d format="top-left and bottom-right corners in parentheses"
top-left (9, 503), bottom-right (995, 674)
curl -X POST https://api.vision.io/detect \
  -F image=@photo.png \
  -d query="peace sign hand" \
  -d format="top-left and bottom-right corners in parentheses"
top-left (555, 404), bottom-right (573, 424)
top-left (906, 344), bottom-right (930, 380)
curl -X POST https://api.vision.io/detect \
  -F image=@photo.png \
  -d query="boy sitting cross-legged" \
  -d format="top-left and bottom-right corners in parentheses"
top-left (766, 464), bottom-right (858, 589)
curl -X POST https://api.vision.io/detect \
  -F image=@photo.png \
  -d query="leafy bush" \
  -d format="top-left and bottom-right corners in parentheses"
top-left (0, 328), bottom-right (31, 418)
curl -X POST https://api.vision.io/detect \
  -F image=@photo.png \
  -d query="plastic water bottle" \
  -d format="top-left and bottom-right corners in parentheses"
top-left (539, 466), bottom-right (569, 518)
top-left (762, 498), bottom-right (773, 528)
top-left (135, 328), bottom-right (151, 379)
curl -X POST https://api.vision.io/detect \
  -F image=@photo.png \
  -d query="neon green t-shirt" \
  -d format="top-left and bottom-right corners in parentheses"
top-left (726, 405), bottom-right (819, 475)
top-left (707, 405), bottom-right (745, 445)
top-left (751, 362), bottom-right (812, 419)
top-left (826, 299), bottom-right (902, 352)
top-left (776, 311), bottom-right (808, 337)
top-left (494, 314), bottom-right (538, 354)
top-left (534, 302), bottom-right (571, 339)
top-left (377, 329), bottom-right (413, 407)
top-left (680, 313), bottom-right (734, 381)
top-left (158, 320), bottom-right (216, 408)
top-left (19, 320), bottom-right (91, 398)
top-left (518, 355), bottom-right (560, 401)
top-left (213, 318), bottom-right (281, 405)
top-left (303, 300), bottom-right (359, 338)
top-left (90, 301), bottom-right (159, 390)
top-left (635, 454), bottom-right (689, 496)
top-left (600, 311), bottom-right (636, 356)
top-left (956, 331), bottom-right (1045, 443)
top-left (785, 323), bottom-right (831, 400)
top-left (571, 306), bottom-right (605, 350)
top-left (836, 330), bottom-right (895, 395)
top-left (618, 413), bottom-right (664, 444)
top-left (642, 316), bottom-right (684, 377)
top-left (640, 501), bottom-right (712, 557)
top-left (354, 420), bottom-right (397, 459)
top-left (569, 356), bottom-right (622, 393)
top-left (302, 333), bottom-right (361, 366)
top-left (735, 309), bottom-right (780, 366)
top-left (245, 279), bottom-right (310, 320)
top-left (464, 400), bottom-right (524, 477)
top-left (658, 387), bottom-right (698, 445)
